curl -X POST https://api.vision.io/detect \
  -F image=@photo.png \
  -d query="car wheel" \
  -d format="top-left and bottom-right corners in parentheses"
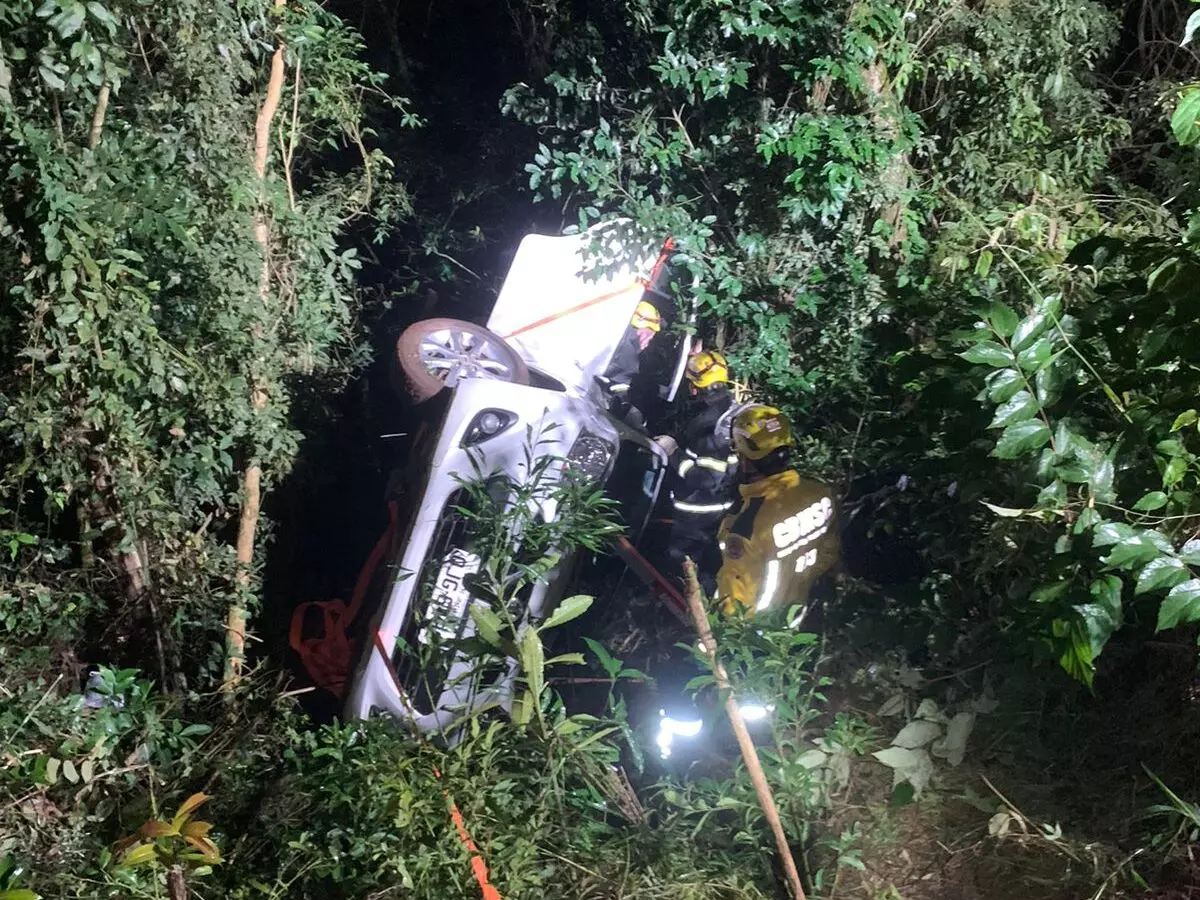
top-left (393, 317), bottom-right (530, 403)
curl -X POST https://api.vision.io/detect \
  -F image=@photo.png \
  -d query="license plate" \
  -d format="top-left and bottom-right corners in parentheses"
top-left (417, 548), bottom-right (481, 645)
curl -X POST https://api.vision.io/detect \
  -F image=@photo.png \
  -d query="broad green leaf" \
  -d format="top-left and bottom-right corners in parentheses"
top-left (1053, 616), bottom-right (1094, 686)
top-left (117, 844), bottom-right (158, 869)
top-left (1184, 9), bottom-right (1200, 45)
top-left (1164, 456), bottom-right (1188, 489)
top-left (511, 689), bottom-right (533, 727)
top-left (545, 652), bottom-right (585, 666)
top-left (993, 419), bottom-right (1050, 459)
top-left (1089, 456), bottom-right (1115, 502)
top-left (1179, 539), bottom-right (1200, 566)
top-left (582, 636), bottom-right (620, 679)
top-left (985, 368), bottom-right (1023, 403)
top-left (1090, 575), bottom-right (1122, 621)
top-left (1034, 361), bottom-right (1068, 405)
top-left (1037, 447), bottom-right (1058, 479)
top-left (1171, 410), bottom-right (1198, 432)
top-left (1156, 579), bottom-right (1200, 631)
top-left (1073, 507), bottom-right (1100, 534)
top-left (0, 890), bottom-right (40, 900)
top-left (1075, 601), bottom-right (1118, 658)
top-left (1031, 581), bottom-right (1070, 603)
top-left (1104, 533), bottom-right (1170, 570)
top-left (1016, 336), bottom-right (1052, 372)
top-left (1171, 87), bottom-right (1200, 146)
top-left (1092, 522), bottom-right (1135, 547)
top-left (990, 390), bottom-right (1039, 429)
top-left (1136, 557), bottom-right (1190, 595)
top-left (975, 250), bottom-right (995, 279)
top-left (1034, 293), bottom-right (1063, 320)
top-left (985, 299), bottom-right (1015, 334)
top-left (1011, 313), bottom-right (1047, 352)
top-left (1036, 480), bottom-right (1066, 507)
top-left (1133, 491), bottom-right (1168, 512)
top-left (38, 65), bottom-right (66, 91)
top-left (87, 1), bottom-right (120, 33)
top-left (520, 625), bottom-right (545, 703)
top-left (960, 342), bottom-right (1012, 367)
top-left (541, 593), bottom-right (594, 631)
top-left (469, 604), bottom-right (505, 648)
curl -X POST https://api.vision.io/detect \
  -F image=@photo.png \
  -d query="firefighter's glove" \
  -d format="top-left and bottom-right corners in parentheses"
top-left (652, 434), bottom-right (678, 458)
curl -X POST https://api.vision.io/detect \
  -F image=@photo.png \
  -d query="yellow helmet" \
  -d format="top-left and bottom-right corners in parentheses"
top-left (686, 349), bottom-right (730, 389)
top-left (630, 300), bottom-right (662, 333)
top-left (732, 405), bottom-right (794, 461)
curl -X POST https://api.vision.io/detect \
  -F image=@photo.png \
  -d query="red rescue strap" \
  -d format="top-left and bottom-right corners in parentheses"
top-left (613, 535), bottom-right (690, 624)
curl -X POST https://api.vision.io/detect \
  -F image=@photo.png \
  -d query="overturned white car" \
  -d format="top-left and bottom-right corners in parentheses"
top-left (344, 223), bottom-right (691, 733)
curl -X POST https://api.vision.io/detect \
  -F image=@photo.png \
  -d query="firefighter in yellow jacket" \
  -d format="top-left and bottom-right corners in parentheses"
top-left (716, 405), bottom-right (840, 617)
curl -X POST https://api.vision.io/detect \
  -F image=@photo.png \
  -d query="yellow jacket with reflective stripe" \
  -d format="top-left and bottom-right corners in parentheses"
top-left (716, 470), bottom-right (840, 616)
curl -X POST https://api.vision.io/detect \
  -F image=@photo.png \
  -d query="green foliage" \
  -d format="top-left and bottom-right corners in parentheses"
top-left (0, 0), bottom-right (411, 689)
top-left (502, 0), bottom-right (1129, 437)
top-left (959, 224), bottom-right (1200, 682)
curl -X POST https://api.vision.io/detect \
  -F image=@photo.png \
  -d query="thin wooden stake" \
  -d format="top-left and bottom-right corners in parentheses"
top-left (682, 557), bottom-right (808, 900)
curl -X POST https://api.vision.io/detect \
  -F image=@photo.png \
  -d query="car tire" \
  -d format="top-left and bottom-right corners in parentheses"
top-left (393, 317), bottom-right (530, 403)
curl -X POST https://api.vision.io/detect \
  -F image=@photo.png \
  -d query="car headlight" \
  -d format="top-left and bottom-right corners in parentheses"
top-left (565, 429), bottom-right (615, 483)
top-left (462, 409), bottom-right (516, 446)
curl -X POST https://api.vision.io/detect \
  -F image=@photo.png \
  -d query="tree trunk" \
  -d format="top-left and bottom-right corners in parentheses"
top-left (861, 60), bottom-right (911, 247)
top-left (224, 0), bottom-right (287, 692)
top-left (167, 865), bottom-right (188, 900)
top-left (88, 83), bottom-right (110, 149)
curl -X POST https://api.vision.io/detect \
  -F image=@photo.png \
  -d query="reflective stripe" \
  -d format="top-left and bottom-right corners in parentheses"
top-left (673, 499), bottom-right (733, 514)
top-left (755, 559), bottom-right (781, 611)
top-left (678, 456), bottom-right (727, 478)
top-left (609, 383), bottom-right (630, 394)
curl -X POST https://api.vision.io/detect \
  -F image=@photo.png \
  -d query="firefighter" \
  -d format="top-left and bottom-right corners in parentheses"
top-left (716, 405), bottom-right (840, 619)
top-left (661, 348), bottom-right (741, 592)
top-left (595, 299), bottom-right (663, 426)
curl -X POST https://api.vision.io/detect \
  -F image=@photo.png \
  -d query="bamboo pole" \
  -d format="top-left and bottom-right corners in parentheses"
top-left (682, 558), bottom-right (807, 900)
